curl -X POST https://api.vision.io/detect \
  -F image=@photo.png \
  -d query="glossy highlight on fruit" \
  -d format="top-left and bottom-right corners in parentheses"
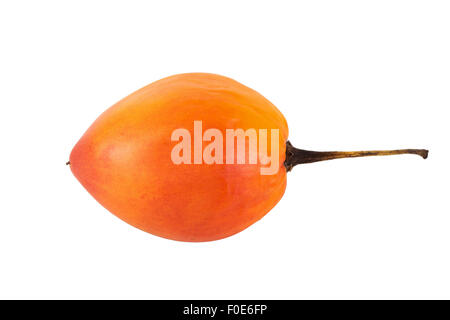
top-left (68, 73), bottom-right (428, 242)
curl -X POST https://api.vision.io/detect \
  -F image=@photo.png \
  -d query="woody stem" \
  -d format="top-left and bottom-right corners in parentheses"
top-left (284, 141), bottom-right (428, 172)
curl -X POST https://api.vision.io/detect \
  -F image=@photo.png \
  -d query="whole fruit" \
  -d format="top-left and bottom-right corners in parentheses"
top-left (68, 73), bottom-right (427, 242)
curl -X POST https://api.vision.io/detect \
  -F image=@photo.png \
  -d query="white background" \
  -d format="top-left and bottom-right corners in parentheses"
top-left (0, 1), bottom-right (449, 299)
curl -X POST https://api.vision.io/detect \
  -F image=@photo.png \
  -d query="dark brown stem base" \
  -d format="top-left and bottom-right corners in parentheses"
top-left (284, 141), bottom-right (428, 172)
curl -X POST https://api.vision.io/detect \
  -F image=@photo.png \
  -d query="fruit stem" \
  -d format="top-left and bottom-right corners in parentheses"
top-left (284, 141), bottom-right (428, 172)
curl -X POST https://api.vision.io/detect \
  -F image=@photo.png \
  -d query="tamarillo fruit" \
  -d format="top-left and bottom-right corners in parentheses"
top-left (68, 73), bottom-right (428, 242)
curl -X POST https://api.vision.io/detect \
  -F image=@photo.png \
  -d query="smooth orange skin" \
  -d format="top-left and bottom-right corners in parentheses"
top-left (70, 73), bottom-right (289, 242)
